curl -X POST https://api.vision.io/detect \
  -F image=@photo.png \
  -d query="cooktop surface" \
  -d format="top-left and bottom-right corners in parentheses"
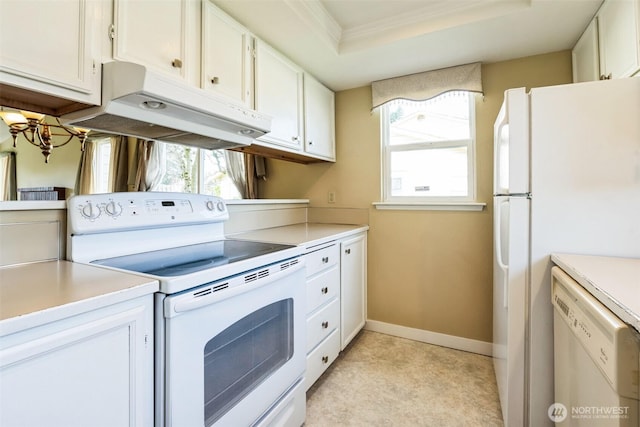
top-left (91, 239), bottom-right (296, 277)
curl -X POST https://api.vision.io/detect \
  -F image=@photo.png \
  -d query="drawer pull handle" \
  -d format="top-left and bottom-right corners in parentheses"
top-left (345, 248), bottom-right (351, 254)
top-left (321, 287), bottom-right (328, 294)
top-left (171, 59), bottom-right (183, 68)
top-left (322, 256), bottom-right (329, 263)
top-left (322, 355), bottom-right (329, 364)
top-left (322, 321), bottom-right (329, 329)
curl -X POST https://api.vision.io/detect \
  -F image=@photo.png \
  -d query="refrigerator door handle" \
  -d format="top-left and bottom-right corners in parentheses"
top-left (494, 198), bottom-right (509, 309)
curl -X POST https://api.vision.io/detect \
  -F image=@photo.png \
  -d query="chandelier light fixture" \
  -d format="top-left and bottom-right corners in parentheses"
top-left (0, 108), bottom-right (90, 163)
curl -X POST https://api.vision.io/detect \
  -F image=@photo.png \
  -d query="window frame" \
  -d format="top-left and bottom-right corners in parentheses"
top-left (379, 92), bottom-right (480, 208)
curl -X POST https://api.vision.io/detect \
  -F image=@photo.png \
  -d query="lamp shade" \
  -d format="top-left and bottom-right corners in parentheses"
top-left (0, 111), bottom-right (28, 126)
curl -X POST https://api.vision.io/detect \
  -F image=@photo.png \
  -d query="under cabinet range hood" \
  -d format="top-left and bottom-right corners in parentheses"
top-left (61, 61), bottom-right (271, 149)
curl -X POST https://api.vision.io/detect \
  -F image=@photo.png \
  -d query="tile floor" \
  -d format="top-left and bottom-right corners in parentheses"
top-left (305, 330), bottom-right (504, 426)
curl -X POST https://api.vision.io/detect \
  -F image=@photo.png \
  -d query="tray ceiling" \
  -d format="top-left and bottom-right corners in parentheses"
top-left (214, 0), bottom-right (603, 90)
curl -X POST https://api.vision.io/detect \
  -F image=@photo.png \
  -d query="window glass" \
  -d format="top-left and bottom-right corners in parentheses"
top-left (390, 146), bottom-right (468, 197)
top-left (382, 91), bottom-right (476, 202)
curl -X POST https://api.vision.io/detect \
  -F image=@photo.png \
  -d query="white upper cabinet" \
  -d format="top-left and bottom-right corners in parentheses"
top-left (572, 0), bottom-right (640, 82)
top-left (597, 0), bottom-right (640, 79)
top-left (0, 0), bottom-right (101, 107)
top-left (255, 40), bottom-right (304, 151)
top-left (304, 74), bottom-right (336, 161)
top-left (112, 0), bottom-right (199, 85)
top-left (202, 1), bottom-right (254, 107)
top-left (572, 20), bottom-right (600, 83)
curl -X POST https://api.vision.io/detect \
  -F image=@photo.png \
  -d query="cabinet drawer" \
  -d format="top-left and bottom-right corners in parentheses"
top-left (305, 244), bottom-right (339, 277)
top-left (306, 297), bottom-right (339, 352)
top-left (306, 266), bottom-right (339, 314)
top-left (305, 329), bottom-right (340, 391)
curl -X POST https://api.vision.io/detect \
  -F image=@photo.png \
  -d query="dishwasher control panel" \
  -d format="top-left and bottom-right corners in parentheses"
top-left (552, 266), bottom-right (640, 399)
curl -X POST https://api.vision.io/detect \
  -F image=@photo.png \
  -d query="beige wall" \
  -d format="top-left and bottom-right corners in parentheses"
top-left (261, 50), bottom-right (573, 342)
top-left (1, 51), bottom-right (573, 342)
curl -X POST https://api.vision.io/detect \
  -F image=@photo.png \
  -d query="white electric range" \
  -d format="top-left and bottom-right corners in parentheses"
top-left (67, 192), bottom-right (307, 427)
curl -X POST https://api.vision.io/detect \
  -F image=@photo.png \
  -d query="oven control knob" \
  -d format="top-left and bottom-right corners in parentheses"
top-left (206, 200), bottom-right (215, 211)
top-left (216, 201), bottom-right (225, 212)
top-left (80, 202), bottom-right (101, 220)
top-left (104, 201), bottom-right (123, 217)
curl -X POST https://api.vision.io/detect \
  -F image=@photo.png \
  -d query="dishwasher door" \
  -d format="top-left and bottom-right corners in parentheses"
top-left (551, 266), bottom-right (640, 426)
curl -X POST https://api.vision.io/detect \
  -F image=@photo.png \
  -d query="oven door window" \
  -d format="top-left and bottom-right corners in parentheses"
top-left (204, 298), bottom-right (294, 426)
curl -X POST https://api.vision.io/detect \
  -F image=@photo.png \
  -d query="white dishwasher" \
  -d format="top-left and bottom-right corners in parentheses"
top-left (551, 266), bottom-right (640, 426)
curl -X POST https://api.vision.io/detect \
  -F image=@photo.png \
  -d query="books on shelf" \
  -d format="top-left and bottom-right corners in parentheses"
top-left (18, 187), bottom-right (67, 201)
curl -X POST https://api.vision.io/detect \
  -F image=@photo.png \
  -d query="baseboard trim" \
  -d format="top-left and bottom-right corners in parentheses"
top-left (364, 320), bottom-right (493, 357)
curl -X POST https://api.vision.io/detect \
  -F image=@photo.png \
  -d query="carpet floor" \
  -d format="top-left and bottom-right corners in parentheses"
top-left (305, 330), bottom-right (504, 426)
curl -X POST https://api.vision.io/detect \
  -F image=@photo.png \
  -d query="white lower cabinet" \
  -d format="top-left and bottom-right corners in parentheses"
top-left (304, 231), bottom-right (367, 390)
top-left (305, 329), bottom-right (341, 390)
top-left (340, 232), bottom-right (367, 350)
top-left (306, 298), bottom-right (340, 353)
top-left (0, 295), bottom-right (154, 427)
top-left (304, 243), bottom-right (340, 390)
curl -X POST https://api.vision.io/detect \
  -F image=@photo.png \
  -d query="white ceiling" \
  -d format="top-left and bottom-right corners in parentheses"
top-left (213, 0), bottom-right (603, 91)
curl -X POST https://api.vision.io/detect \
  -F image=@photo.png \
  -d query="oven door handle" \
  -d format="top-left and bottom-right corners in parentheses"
top-left (166, 261), bottom-right (305, 317)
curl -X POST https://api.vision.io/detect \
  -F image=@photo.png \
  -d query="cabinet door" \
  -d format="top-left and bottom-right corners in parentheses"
top-left (113, 0), bottom-right (199, 84)
top-left (0, 0), bottom-right (100, 105)
top-left (304, 74), bottom-right (336, 161)
top-left (340, 233), bottom-right (367, 350)
top-left (572, 19), bottom-right (600, 82)
top-left (255, 40), bottom-right (304, 150)
top-left (598, 0), bottom-right (640, 79)
top-left (202, 1), bottom-right (253, 106)
top-left (0, 296), bottom-right (154, 427)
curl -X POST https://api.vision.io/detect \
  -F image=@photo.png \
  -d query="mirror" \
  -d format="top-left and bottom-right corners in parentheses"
top-left (0, 130), bottom-right (243, 200)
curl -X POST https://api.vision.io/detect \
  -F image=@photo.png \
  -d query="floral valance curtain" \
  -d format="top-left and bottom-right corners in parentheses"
top-left (371, 62), bottom-right (483, 109)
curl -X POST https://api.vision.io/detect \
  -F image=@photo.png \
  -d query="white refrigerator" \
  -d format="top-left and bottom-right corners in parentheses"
top-left (492, 77), bottom-right (640, 427)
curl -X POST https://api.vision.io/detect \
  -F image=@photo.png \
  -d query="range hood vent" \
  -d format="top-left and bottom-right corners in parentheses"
top-left (61, 61), bottom-right (271, 150)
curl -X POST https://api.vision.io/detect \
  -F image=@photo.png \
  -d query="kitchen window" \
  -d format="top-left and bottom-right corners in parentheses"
top-left (376, 91), bottom-right (483, 211)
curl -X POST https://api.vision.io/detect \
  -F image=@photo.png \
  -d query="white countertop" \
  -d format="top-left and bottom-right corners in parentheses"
top-left (552, 253), bottom-right (640, 333)
top-left (0, 201), bottom-right (67, 211)
top-left (231, 223), bottom-right (369, 249)
top-left (0, 261), bottom-right (159, 336)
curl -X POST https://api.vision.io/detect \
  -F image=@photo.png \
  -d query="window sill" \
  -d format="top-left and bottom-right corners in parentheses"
top-left (372, 201), bottom-right (486, 211)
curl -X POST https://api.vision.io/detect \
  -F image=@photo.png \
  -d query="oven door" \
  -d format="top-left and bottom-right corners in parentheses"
top-left (159, 260), bottom-right (306, 427)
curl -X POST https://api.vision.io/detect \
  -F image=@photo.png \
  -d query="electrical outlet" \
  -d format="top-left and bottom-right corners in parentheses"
top-left (328, 192), bottom-right (336, 203)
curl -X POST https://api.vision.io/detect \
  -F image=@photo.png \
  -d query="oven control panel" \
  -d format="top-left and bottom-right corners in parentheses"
top-left (68, 192), bottom-right (228, 235)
